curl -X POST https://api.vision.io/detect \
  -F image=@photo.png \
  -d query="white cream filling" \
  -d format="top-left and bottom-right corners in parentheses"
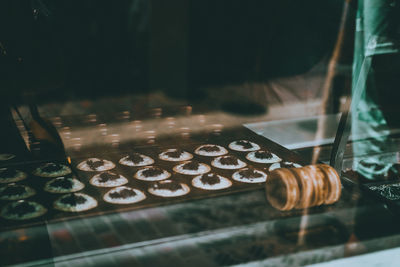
top-left (228, 140), bottom-right (260, 152)
top-left (0, 168), bottom-right (27, 184)
top-left (211, 156), bottom-right (247, 170)
top-left (119, 154), bottom-right (154, 166)
top-left (54, 193), bottom-right (98, 212)
top-left (0, 185), bottom-right (36, 200)
top-left (192, 174), bottom-right (232, 190)
top-left (33, 164), bottom-right (72, 178)
top-left (103, 186), bottom-right (146, 204)
top-left (44, 177), bottom-right (85, 193)
top-left (159, 149), bottom-right (193, 162)
top-left (77, 158), bottom-right (115, 172)
top-left (148, 182), bottom-right (190, 197)
top-left (194, 145), bottom-right (228, 157)
top-left (232, 168), bottom-right (268, 183)
top-left (173, 162), bottom-right (211, 175)
top-left (135, 167), bottom-right (171, 181)
top-left (1, 201), bottom-right (47, 220)
top-left (246, 151), bottom-right (282, 164)
top-left (90, 173), bottom-right (128, 187)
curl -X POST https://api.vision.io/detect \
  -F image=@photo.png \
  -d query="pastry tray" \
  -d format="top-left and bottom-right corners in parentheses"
top-left (0, 126), bottom-right (308, 231)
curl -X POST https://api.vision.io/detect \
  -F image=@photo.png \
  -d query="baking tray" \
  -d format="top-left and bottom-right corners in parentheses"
top-left (0, 126), bottom-right (308, 231)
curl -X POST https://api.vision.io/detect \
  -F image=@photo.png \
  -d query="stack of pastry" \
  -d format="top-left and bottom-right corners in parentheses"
top-left (266, 164), bottom-right (341, 211)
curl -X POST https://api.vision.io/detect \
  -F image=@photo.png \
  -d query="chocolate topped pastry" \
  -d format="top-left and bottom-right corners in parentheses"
top-left (110, 188), bottom-right (137, 199)
top-left (99, 172), bottom-right (120, 182)
top-left (52, 178), bottom-right (73, 189)
top-left (192, 173), bottom-right (232, 190)
top-left (54, 193), bottom-right (97, 212)
top-left (239, 169), bottom-right (263, 178)
top-left (159, 149), bottom-right (193, 162)
top-left (200, 145), bottom-right (220, 152)
top-left (33, 163), bottom-right (72, 178)
top-left (237, 140), bottom-right (253, 149)
top-left (104, 186), bottom-right (146, 204)
top-left (0, 168), bottom-right (27, 184)
top-left (77, 158), bottom-right (115, 172)
top-left (90, 172), bottom-right (128, 187)
top-left (200, 173), bottom-right (220, 185)
top-left (60, 193), bottom-right (87, 206)
top-left (182, 161), bottom-right (200, 170)
top-left (195, 144), bottom-right (228, 157)
top-left (143, 167), bottom-right (164, 177)
top-left (166, 149), bottom-right (183, 158)
top-left (232, 168), bottom-right (267, 183)
top-left (229, 140), bottom-right (260, 152)
top-left (269, 162), bottom-right (302, 172)
top-left (34, 163), bottom-right (71, 177)
top-left (87, 159), bottom-right (105, 170)
top-left (0, 184), bottom-right (36, 200)
top-left (119, 153), bottom-right (154, 167)
top-left (255, 151), bottom-right (273, 159)
top-left (135, 166), bottom-right (171, 181)
top-left (127, 153), bottom-right (144, 164)
top-left (173, 161), bottom-right (211, 175)
top-left (42, 163), bottom-right (62, 173)
top-left (1, 200), bottom-right (47, 220)
top-left (154, 181), bottom-right (183, 191)
top-left (220, 156), bottom-right (239, 166)
top-left (148, 180), bottom-right (190, 197)
top-left (7, 201), bottom-right (35, 216)
top-left (212, 156), bottom-right (246, 170)
top-left (45, 176), bottom-right (85, 193)
top-left (246, 150), bottom-right (281, 164)
top-left (3, 185), bottom-right (26, 196)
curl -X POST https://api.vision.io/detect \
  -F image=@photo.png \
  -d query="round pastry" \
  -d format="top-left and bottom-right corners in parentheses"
top-left (211, 155), bottom-right (247, 170)
top-left (0, 168), bottom-right (27, 184)
top-left (54, 193), bottom-right (98, 212)
top-left (103, 186), bottom-right (146, 204)
top-left (246, 150), bottom-right (282, 164)
top-left (134, 166), bottom-right (171, 181)
top-left (192, 173), bottom-right (232, 190)
top-left (304, 165), bottom-right (328, 206)
top-left (232, 168), bottom-right (267, 183)
top-left (159, 149), bottom-right (193, 162)
top-left (119, 152), bottom-right (154, 167)
top-left (228, 140), bottom-right (260, 152)
top-left (90, 172), bottom-right (128, 187)
top-left (44, 176), bottom-right (85, 193)
top-left (288, 167), bottom-right (315, 209)
top-left (77, 158), bottom-right (115, 172)
top-left (1, 200), bottom-right (47, 220)
top-left (269, 162), bottom-right (302, 172)
top-left (266, 168), bottom-right (300, 211)
top-left (33, 162), bottom-right (72, 178)
top-left (194, 144), bottom-right (228, 157)
top-left (0, 153), bottom-right (15, 161)
top-left (0, 184), bottom-right (36, 201)
top-left (148, 180), bottom-right (190, 197)
top-left (317, 164), bottom-right (341, 205)
top-left (173, 161), bottom-right (211, 175)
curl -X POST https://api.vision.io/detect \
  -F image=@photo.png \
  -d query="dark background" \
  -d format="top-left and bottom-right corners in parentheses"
top-left (0, 0), bottom-right (343, 103)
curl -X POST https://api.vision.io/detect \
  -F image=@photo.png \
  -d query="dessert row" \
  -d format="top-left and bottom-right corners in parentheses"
top-left (0, 140), bottom-right (303, 221)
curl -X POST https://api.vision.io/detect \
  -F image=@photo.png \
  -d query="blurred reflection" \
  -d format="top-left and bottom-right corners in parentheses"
top-left (351, 0), bottom-right (400, 181)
